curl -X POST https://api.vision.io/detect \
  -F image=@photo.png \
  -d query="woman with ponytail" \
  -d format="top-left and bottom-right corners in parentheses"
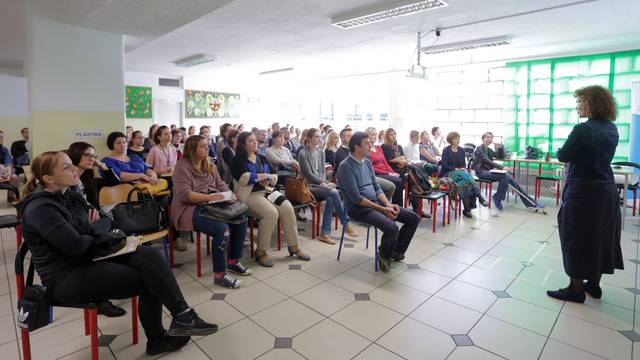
top-left (19, 151), bottom-right (219, 355)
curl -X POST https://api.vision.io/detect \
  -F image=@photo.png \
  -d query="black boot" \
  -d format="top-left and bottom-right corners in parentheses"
top-left (146, 333), bottom-right (190, 355)
top-left (97, 300), bottom-right (126, 318)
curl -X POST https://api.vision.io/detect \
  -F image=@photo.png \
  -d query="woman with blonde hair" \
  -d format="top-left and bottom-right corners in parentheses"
top-left (323, 130), bottom-right (339, 166)
top-left (171, 135), bottom-right (250, 288)
top-left (20, 151), bottom-right (218, 355)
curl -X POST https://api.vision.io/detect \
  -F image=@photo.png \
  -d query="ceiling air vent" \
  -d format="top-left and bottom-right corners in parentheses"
top-left (159, 78), bottom-right (180, 87)
top-left (173, 54), bottom-right (217, 68)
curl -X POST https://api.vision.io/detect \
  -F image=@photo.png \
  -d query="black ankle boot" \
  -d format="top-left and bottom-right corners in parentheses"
top-left (584, 282), bottom-right (602, 299)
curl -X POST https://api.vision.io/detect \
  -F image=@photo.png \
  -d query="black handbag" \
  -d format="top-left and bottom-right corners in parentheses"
top-left (111, 188), bottom-right (161, 234)
top-left (17, 260), bottom-right (50, 332)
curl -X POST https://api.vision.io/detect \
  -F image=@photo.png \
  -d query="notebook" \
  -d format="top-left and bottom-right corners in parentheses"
top-left (93, 236), bottom-right (141, 261)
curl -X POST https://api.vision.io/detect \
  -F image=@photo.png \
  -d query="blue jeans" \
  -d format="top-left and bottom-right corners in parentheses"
top-left (476, 170), bottom-right (534, 204)
top-left (192, 207), bottom-right (248, 273)
top-left (347, 203), bottom-right (420, 258)
top-left (310, 186), bottom-right (348, 235)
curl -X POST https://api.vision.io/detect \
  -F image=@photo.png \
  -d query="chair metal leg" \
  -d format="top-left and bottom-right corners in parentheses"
top-left (432, 200), bottom-right (437, 233)
top-left (15, 224), bottom-right (22, 248)
top-left (161, 236), bottom-right (169, 264)
top-left (277, 220), bottom-right (282, 250)
top-left (442, 196), bottom-right (447, 227)
top-left (90, 308), bottom-right (98, 360)
top-left (337, 222), bottom-right (347, 261)
top-left (196, 232), bottom-right (202, 277)
top-left (488, 187), bottom-right (492, 209)
top-left (316, 204), bottom-right (321, 237)
top-left (404, 180), bottom-right (409, 208)
top-left (374, 227), bottom-right (379, 272)
top-left (365, 226), bottom-right (370, 249)
top-left (20, 328), bottom-right (31, 360)
top-left (84, 308), bottom-right (90, 335)
top-left (132, 297), bottom-right (138, 344)
top-left (168, 228), bottom-right (175, 268)
top-left (311, 206), bottom-right (316, 240)
top-left (249, 218), bottom-right (255, 258)
top-left (556, 180), bottom-right (561, 206)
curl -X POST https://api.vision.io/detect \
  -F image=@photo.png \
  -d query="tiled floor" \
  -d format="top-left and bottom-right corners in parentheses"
top-left (1, 194), bottom-right (639, 360)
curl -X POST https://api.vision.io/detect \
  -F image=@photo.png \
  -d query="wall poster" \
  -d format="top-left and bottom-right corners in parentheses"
top-left (185, 89), bottom-right (240, 118)
top-left (125, 86), bottom-right (152, 118)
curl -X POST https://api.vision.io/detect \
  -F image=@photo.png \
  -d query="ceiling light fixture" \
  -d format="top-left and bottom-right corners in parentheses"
top-left (421, 36), bottom-right (511, 55)
top-left (259, 67), bottom-right (294, 76)
top-left (332, 0), bottom-right (448, 29)
top-left (173, 54), bottom-right (217, 68)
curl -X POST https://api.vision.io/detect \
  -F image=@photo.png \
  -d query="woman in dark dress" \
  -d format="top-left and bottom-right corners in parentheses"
top-left (440, 132), bottom-right (487, 218)
top-left (547, 85), bottom-right (623, 303)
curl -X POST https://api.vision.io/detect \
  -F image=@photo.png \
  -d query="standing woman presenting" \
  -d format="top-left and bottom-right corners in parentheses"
top-left (547, 85), bottom-right (623, 303)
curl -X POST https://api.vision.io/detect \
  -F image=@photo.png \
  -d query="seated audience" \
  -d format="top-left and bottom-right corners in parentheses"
top-left (256, 130), bottom-right (269, 156)
top-left (380, 128), bottom-right (408, 174)
top-left (200, 126), bottom-right (217, 159)
top-left (171, 136), bottom-right (251, 289)
top-left (216, 123), bottom-right (233, 156)
top-left (102, 131), bottom-right (160, 185)
top-left (440, 132), bottom-right (488, 218)
top-left (66, 141), bottom-right (127, 316)
top-left (403, 130), bottom-right (423, 163)
top-left (125, 125), bottom-right (133, 143)
top-left (128, 130), bottom-right (149, 161)
top-left (20, 151), bottom-right (218, 355)
top-left (146, 126), bottom-right (178, 175)
top-left (298, 129), bottom-right (357, 244)
top-left (0, 130), bottom-right (19, 199)
top-left (364, 127), bottom-right (401, 207)
top-left (432, 126), bottom-right (445, 153)
top-left (11, 127), bottom-right (30, 174)
top-left (419, 130), bottom-right (440, 164)
top-left (179, 127), bottom-right (187, 144)
top-left (187, 126), bottom-right (196, 138)
top-left (266, 130), bottom-right (300, 183)
top-left (144, 124), bottom-right (159, 152)
top-left (221, 129), bottom-right (240, 186)
top-left (337, 132), bottom-right (420, 272)
top-left (473, 131), bottom-right (538, 210)
top-left (377, 129), bottom-right (385, 146)
top-left (333, 128), bottom-right (352, 171)
top-left (230, 132), bottom-right (310, 267)
top-left (324, 130), bottom-right (339, 166)
top-left (281, 128), bottom-right (297, 153)
top-left (171, 129), bottom-right (184, 160)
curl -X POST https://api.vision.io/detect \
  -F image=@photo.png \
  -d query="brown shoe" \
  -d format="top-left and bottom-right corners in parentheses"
top-left (411, 185), bottom-right (425, 195)
top-left (255, 250), bottom-right (274, 267)
top-left (288, 246), bottom-right (311, 261)
top-left (345, 224), bottom-right (358, 238)
top-left (318, 235), bottom-right (336, 245)
top-left (173, 237), bottom-right (187, 252)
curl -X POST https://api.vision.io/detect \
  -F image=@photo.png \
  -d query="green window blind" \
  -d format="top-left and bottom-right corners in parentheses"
top-left (503, 49), bottom-right (640, 162)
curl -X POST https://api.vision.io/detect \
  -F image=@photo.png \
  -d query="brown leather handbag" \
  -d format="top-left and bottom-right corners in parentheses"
top-left (285, 174), bottom-right (316, 205)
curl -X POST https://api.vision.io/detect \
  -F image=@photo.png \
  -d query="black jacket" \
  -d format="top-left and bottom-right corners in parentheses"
top-left (472, 144), bottom-right (505, 172)
top-left (557, 118), bottom-right (618, 185)
top-left (18, 188), bottom-right (109, 287)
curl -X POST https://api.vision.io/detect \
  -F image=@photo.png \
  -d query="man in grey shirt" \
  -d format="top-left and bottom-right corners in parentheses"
top-left (336, 132), bottom-right (420, 272)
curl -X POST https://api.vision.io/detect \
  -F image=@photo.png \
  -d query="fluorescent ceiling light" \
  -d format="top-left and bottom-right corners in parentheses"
top-left (259, 67), bottom-right (294, 75)
top-left (332, 0), bottom-right (448, 29)
top-left (421, 36), bottom-right (511, 55)
top-left (173, 54), bottom-right (217, 68)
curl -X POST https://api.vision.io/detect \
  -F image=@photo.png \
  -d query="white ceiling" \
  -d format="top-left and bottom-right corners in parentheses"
top-left (2, 0), bottom-right (640, 79)
top-left (123, 0), bottom-right (640, 79)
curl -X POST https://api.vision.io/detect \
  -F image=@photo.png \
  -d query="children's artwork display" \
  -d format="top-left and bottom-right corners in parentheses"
top-left (185, 89), bottom-right (240, 118)
top-left (125, 86), bottom-right (152, 118)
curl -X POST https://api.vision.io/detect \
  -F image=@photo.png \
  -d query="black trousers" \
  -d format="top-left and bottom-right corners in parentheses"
top-left (53, 246), bottom-right (189, 341)
top-left (377, 174), bottom-right (420, 210)
top-left (347, 204), bottom-right (420, 258)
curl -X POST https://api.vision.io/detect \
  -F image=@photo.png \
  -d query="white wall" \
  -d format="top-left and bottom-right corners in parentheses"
top-left (0, 74), bottom-right (29, 146)
top-left (27, 16), bottom-right (123, 112)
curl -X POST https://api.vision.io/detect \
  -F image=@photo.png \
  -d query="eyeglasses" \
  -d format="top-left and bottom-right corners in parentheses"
top-left (83, 153), bottom-right (97, 159)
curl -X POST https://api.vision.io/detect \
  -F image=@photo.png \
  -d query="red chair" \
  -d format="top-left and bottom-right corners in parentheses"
top-left (413, 192), bottom-right (448, 233)
top-left (15, 243), bottom-right (138, 360)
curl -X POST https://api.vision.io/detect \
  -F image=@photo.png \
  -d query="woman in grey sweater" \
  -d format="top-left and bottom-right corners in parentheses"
top-left (266, 130), bottom-right (299, 172)
top-left (298, 128), bottom-right (357, 244)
